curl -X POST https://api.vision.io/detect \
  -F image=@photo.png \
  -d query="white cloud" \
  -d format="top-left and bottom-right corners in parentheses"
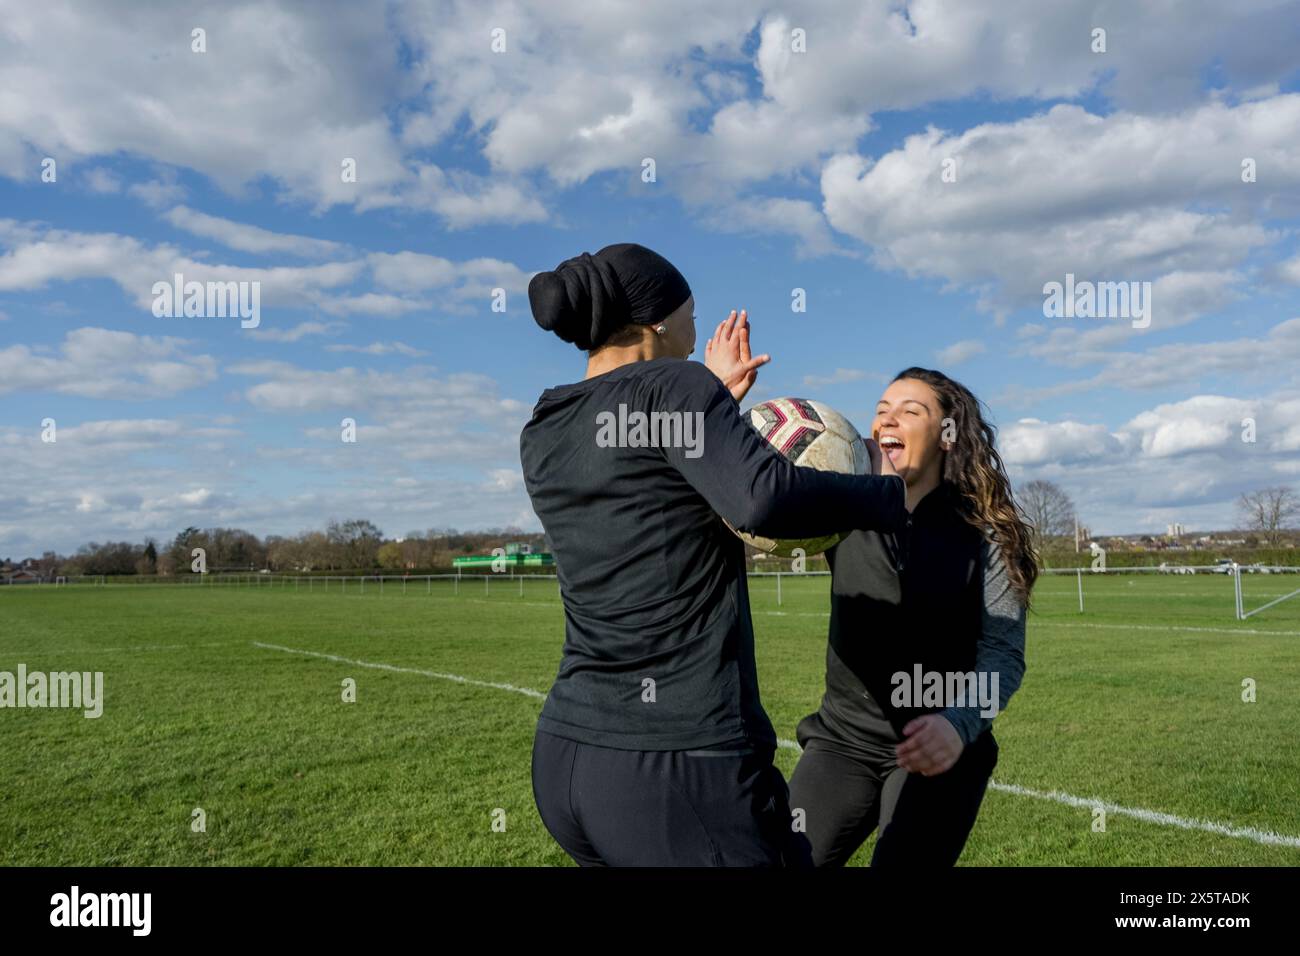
top-left (0, 328), bottom-right (217, 398)
top-left (83, 167), bottom-right (122, 194)
top-left (56, 419), bottom-right (185, 445)
top-left (248, 321), bottom-right (345, 343)
top-left (403, 0), bottom-right (1298, 194)
top-left (1003, 317), bottom-right (1300, 402)
top-left (821, 97), bottom-right (1297, 315)
top-left (1123, 397), bottom-right (1257, 458)
top-left (0, 219), bottom-right (537, 321)
top-left (936, 340), bottom-right (986, 366)
top-left (316, 293), bottom-right (426, 318)
top-left (1009, 271), bottom-right (1244, 373)
top-left (127, 175), bottom-right (187, 209)
top-left (0, 219), bottom-right (364, 314)
top-left (223, 358), bottom-right (532, 475)
top-left (163, 206), bottom-right (343, 258)
top-left (1000, 392), bottom-right (1300, 532)
top-left (4, 1), bottom-right (1295, 245)
top-left (700, 197), bottom-right (854, 259)
top-left (397, 165), bottom-right (548, 228)
top-left (487, 468), bottom-right (522, 491)
top-left (0, 2), bottom-right (549, 228)
top-left (1118, 394), bottom-right (1300, 457)
top-left (1001, 418), bottom-right (1125, 467)
top-left (325, 341), bottom-right (429, 357)
top-left (722, 389), bottom-right (1296, 535)
top-left (3, 1), bottom-right (1299, 551)
top-left (364, 251), bottom-right (535, 315)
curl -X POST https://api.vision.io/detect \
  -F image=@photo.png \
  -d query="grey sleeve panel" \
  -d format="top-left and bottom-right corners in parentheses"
top-left (938, 536), bottom-right (1027, 747)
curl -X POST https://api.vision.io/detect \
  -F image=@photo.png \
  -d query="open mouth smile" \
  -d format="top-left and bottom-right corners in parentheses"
top-left (879, 434), bottom-right (905, 464)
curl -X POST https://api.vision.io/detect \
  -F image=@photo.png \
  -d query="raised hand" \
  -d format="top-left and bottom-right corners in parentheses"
top-left (703, 309), bottom-right (770, 404)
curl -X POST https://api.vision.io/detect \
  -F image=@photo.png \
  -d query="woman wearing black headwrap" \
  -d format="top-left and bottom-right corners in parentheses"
top-left (520, 242), bottom-right (907, 866)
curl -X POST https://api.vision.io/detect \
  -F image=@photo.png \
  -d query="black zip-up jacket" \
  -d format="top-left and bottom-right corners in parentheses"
top-left (819, 481), bottom-right (1027, 746)
top-left (520, 357), bottom-right (907, 751)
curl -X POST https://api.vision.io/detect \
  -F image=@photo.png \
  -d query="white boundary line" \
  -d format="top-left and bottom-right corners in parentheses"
top-left (251, 641), bottom-right (545, 700)
top-left (984, 782), bottom-right (1300, 849)
top-left (252, 640), bottom-right (1300, 851)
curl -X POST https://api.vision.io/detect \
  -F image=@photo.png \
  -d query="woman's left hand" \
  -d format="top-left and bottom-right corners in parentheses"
top-left (704, 309), bottom-right (770, 403)
top-left (895, 714), bottom-right (965, 776)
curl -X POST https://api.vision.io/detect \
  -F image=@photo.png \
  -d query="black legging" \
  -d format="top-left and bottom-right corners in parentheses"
top-left (787, 708), bottom-right (998, 867)
top-left (531, 728), bottom-right (813, 866)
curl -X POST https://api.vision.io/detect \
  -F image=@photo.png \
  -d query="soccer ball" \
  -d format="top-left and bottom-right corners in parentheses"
top-left (732, 397), bottom-right (869, 558)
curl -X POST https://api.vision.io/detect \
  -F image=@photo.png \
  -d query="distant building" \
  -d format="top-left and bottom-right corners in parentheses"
top-left (452, 551), bottom-right (553, 570)
top-left (1, 568), bottom-right (41, 585)
top-left (1167, 523), bottom-right (1186, 537)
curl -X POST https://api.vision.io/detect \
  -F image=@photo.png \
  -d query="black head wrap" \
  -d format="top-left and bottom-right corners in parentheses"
top-left (528, 242), bottom-right (692, 350)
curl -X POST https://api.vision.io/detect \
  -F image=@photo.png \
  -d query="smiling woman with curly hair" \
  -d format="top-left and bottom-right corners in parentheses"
top-left (789, 366), bottom-right (1038, 868)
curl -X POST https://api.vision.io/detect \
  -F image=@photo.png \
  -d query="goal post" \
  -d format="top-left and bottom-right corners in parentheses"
top-left (1237, 563), bottom-right (1300, 621)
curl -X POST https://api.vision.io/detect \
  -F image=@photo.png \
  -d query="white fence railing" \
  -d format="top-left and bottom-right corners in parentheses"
top-left (8, 564), bottom-right (1300, 620)
top-left (1, 572), bottom-right (560, 596)
top-left (1040, 564), bottom-right (1300, 619)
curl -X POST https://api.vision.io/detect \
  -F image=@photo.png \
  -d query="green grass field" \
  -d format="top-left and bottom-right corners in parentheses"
top-left (2, 571), bottom-right (1298, 866)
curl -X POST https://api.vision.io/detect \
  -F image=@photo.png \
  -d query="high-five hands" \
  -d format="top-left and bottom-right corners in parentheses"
top-left (704, 309), bottom-right (770, 404)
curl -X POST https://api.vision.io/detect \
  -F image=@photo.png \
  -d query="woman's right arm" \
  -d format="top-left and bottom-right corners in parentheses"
top-left (656, 362), bottom-right (907, 539)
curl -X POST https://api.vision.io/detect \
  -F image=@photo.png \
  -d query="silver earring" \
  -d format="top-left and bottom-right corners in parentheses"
top-left (655, 325), bottom-right (667, 335)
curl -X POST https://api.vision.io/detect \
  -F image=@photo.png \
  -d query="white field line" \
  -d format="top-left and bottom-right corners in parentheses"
top-left (982, 782), bottom-right (1300, 849)
top-left (252, 640), bottom-right (1300, 851)
top-left (251, 641), bottom-right (546, 700)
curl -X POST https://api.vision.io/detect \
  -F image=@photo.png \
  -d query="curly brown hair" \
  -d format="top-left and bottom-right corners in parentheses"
top-left (890, 367), bottom-right (1039, 607)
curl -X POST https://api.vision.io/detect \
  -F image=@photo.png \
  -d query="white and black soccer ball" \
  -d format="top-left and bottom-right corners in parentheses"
top-left (732, 397), bottom-right (868, 558)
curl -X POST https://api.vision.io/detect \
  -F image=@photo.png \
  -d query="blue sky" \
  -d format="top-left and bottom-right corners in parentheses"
top-left (2, 0), bottom-right (1300, 556)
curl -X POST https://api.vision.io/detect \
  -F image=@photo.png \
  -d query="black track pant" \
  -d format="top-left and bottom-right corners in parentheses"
top-left (531, 728), bottom-right (813, 867)
top-left (787, 710), bottom-right (998, 867)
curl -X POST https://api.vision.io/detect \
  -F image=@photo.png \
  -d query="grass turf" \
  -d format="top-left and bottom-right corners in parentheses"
top-left (1, 571), bottom-right (1297, 865)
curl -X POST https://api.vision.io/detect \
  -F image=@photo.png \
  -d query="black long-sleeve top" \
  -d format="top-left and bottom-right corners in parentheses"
top-left (519, 357), bottom-right (906, 751)
top-left (819, 481), bottom-right (1027, 747)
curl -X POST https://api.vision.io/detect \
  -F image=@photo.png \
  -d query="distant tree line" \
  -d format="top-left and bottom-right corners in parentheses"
top-left (8, 483), bottom-right (1297, 577)
top-left (6, 521), bottom-right (548, 577)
